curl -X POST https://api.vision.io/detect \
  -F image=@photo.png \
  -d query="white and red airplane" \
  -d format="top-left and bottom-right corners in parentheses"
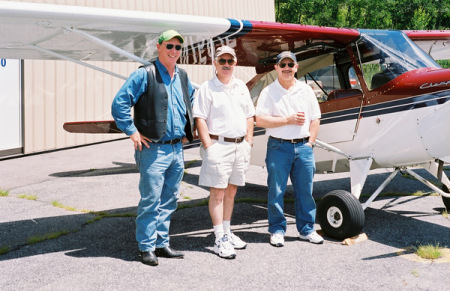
top-left (1, 1), bottom-right (449, 240)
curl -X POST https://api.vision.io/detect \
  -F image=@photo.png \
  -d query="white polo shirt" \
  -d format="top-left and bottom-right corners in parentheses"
top-left (255, 79), bottom-right (321, 139)
top-left (193, 75), bottom-right (255, 138)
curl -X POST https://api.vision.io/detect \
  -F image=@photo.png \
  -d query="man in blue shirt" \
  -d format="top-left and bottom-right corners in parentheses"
top-left (111, 30), bottom-right (195, 266)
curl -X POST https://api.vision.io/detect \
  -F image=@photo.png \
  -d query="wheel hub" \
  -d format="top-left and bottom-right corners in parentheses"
top-left (327, 206), bottom-right (343, 228)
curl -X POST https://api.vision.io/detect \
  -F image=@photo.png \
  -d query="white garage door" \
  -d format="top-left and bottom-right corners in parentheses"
top-left (0, 59), bottom-right (22, 156)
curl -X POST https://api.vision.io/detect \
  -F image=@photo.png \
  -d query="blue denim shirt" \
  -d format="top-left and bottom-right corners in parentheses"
top-left (111, 59), bottom-right (194, 141)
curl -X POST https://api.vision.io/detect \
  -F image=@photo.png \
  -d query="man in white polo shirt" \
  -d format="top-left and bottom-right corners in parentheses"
top-left (255, 51), bottom-right (323, 247)
top-left (193, 46), bottom-right (255, 259)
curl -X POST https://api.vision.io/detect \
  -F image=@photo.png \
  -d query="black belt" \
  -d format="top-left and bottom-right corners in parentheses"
top-left (156, 138), bottom-right (183, 145)
top-left (210, 134), bottom-right (245, 143)
top-left (269, 136), bottom-right (309, 144)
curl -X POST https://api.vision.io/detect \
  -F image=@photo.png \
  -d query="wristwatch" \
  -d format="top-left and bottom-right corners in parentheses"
top-left (307, 141), bottom-right (316, 148)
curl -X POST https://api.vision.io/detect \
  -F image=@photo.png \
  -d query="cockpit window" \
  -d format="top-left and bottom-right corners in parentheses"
top-left (356, 30), bottom-right (439, 90)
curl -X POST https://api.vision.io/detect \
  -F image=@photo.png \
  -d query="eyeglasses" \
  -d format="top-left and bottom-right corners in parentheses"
top-left (217, 58), bottom-right (235, 66)
top-left (278, 62), bottom-right (295, 68)
top-left (165, 44), bottom-right (182, 51)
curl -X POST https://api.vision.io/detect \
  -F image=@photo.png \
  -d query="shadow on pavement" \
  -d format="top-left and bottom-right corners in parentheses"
top-left (1, 195), bottom-right (448, 264)
top-left (2, 158), bottom-right (448, 265)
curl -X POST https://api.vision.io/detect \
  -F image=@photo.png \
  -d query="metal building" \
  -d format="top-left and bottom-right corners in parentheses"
top-left (0, 0), bottom-right (275, 157)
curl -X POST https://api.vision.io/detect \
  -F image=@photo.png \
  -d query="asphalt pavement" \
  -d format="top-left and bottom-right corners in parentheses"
top-left (1, 139), bottom-right (449, 290)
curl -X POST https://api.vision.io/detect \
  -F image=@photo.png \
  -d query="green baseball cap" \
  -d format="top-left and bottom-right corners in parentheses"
top-left (158, 30), bottom-right (184, 44)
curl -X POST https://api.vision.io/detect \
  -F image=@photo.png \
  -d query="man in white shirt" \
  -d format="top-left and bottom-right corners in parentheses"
top-left (193, 46), bottom-right (255, 259)
top-left (255, 51), bottom-right (324, 247)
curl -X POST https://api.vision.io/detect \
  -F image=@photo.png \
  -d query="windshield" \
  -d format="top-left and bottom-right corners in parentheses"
top-left (356, 30), bottom-right (440, 90)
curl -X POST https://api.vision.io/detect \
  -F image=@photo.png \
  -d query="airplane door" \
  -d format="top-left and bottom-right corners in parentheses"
top-left (0, 59), bottom-right (22, 156)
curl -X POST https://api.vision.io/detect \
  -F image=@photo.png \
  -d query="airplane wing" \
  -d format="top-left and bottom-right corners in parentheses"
top-left (404, 30), bottom-right (450, 61)
top-left (1, 1), bottom-right (449, 69)
top-left (0, 0), bottom-right (360, 72)
top-left (2, 1), bottom-right (449, 135)
top-left (0, 1), bottom-right (231, 64)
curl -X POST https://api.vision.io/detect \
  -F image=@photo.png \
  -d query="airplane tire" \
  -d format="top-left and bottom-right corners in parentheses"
top-left (318, 190), bottom-right (365, 240)
top-left (442, 185), bottom-right (450, 211)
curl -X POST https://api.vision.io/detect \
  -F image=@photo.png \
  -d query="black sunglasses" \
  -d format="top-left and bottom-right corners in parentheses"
top-left (279, 62), bottom-right (295, 68)
top-left (218, 58), bottom-right (235, 66)
top-left (165, 44), bottom-right (182, 51)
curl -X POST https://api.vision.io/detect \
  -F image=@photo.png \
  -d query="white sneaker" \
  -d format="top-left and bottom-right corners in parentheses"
top-left (299, 231), bottom-right (324, 244)
top-left (213, 234), bottom-right (236, 259)
top-left (270, 232), bottom-right (284, 247)
top-left (228, 232), bottom-right (247, 249)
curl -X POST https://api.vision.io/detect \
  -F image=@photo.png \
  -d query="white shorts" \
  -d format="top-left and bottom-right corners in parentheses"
top-left (199, 140), bottom-right (252, 188)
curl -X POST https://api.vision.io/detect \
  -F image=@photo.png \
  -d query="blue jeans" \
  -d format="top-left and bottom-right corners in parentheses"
top-left (134, 142), bottom-right (184, 252)
top-left (265, 138), bottom-right (317, 236)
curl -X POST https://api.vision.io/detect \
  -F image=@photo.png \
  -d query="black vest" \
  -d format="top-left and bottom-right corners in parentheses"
top-left (133, 63), bottom-right (194, 142)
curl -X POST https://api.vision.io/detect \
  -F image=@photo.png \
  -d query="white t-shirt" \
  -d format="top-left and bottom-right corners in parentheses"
top-left (255, 79), bottom-right (321, 139)
top-left (193, 75), bottom-right (255, 138)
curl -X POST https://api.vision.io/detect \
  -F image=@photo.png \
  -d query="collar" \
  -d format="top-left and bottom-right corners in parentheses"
top-left (275, 78), bottom-right (301, 93)
top-left (155, 58), bottom-right (179, 76)
top-left (212, 75), bottom-right (236, 87)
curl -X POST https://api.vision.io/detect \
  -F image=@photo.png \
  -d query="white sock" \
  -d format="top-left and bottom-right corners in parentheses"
top-left (223, 220), bottom-right (231, 235)
top-left (213, 224), bottom-right (224, 240)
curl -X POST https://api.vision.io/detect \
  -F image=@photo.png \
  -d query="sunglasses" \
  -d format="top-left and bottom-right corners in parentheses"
top-left (217, 58), bottom-right (235, 66)
top-left (279, 62), bottom-right (295, 68)
top-left (165, 44), bottom-right (182, 51)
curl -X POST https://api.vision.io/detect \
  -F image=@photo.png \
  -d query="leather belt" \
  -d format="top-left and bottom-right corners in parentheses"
top-left (269, 136), bottom-right (309, 144)
top-left (210, 134), bottom-right (245, 143)
top-left (156, 138), bottom-right (183, 145)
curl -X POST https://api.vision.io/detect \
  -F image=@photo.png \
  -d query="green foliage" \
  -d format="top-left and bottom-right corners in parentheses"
top-left (51, 200), bottom-right (77, 211)
top-left (275, 0), bottom-right (450, 30)
top-left (437, 60), bottom-right (450, 69)
top-left (18, 194), bottom-right (37, 200)
top-left (27, 230), bottom-right (72, 244)
top-left (415, 243), bottom-right (443, 260)
top-left (0, 246), bottom-right (10, 255)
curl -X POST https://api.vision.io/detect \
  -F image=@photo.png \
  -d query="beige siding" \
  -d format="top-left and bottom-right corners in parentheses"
top-left (7, 0), bottom-right (275, 154)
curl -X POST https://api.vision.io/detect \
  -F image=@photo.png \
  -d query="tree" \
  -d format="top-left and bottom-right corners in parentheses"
top-left (274, 0), bottom-right (449, 66)
top-left (274, 0), bottom-right (449, 29)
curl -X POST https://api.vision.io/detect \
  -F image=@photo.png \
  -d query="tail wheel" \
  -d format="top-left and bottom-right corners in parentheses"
top-left (318, 190), bottom-right (365, 240)
top-left (442, 185), bottom-right (450, 211)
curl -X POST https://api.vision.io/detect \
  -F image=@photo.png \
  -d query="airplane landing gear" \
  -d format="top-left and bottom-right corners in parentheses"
top-left (318, 190), bottom-right (365, 240)
top-left (443, 185), bottom-right (450, 211)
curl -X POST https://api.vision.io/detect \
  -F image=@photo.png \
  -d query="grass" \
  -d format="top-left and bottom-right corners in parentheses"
top-left (27, 230), bottom-right (72, 245)
top-left (18, 194), bottom-right (38, 200)
top-left (0, 246), bottom-right (10, 255)
top-left (85, 211), bottom-right (136, 224)
top-left (51, 200), bottom-right (77, 211)
top-left (360, 191), bottom-right (438, 198)
top-left (0, 195), bottom-right (137, 254)
top-left (177, 199), bottom-right (209, 210)
top-left (415, 243), bottom-right (443, 260)
top-left (235, 197), bottom-right (268, 204)
top-left (443, 209), bottom-right (448, 218)
top-left (185, 160), bottom-right (198, 168)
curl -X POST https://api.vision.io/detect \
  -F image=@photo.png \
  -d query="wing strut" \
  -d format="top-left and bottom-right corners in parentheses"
top-left (361, 165), bottom-right (450, 211)
top-left (406, 166), bottom-right (450, 198)
top-left (315, 139), bottom-right (350, 159)
top-left (67, 27), bottom-right (151, 66)
top-left (27, 44), bottom-right (128, 80)
top-left (362, 168), bottom-right (400, 210)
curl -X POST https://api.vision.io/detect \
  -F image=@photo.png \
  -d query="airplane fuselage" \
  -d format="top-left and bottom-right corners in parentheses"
top-left (317, 69), bottom-right (450, 172)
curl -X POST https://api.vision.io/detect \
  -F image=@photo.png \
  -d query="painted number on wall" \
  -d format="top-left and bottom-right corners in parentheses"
top-left (0, 59), bottom-right (6, 67)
